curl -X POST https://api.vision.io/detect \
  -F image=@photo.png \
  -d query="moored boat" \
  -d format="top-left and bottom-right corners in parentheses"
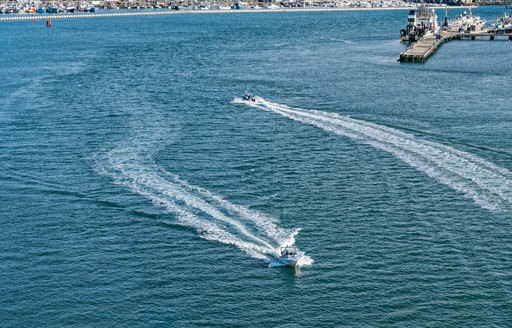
top-left (400, 3), bottom-right (439, 42)
top-left (448, 8), bottom-right (486, 33)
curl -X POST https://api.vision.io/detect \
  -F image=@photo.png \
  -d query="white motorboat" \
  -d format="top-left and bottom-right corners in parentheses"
top-left (243, 93), bottom-right (256, 102)
top-left (267, 245), bottom-right (304, 267)
top-left (448, 8), bottom-right (486, 33)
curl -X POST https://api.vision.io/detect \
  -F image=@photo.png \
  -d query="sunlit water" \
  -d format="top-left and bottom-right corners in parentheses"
top-left (1, 7), bottom-right (512, 326)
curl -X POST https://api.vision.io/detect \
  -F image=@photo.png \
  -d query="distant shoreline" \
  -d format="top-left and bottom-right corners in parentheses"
top-left (0, 6), bottom-right (474, 22)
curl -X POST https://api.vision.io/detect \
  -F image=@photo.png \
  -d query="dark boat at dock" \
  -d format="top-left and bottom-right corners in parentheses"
top-left (400, 4), bottom-right (439, 43)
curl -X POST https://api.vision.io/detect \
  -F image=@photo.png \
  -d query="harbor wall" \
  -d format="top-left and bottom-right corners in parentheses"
top-left (0, 6), bottom-right (472, 22)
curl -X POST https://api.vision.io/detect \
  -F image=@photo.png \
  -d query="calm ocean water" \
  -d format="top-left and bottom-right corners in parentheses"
top-left (1, 7), bottom-right (512, 327)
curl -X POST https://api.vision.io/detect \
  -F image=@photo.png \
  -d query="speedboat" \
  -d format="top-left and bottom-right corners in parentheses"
top-left (275, 245), bottom-right (301, 267)
top-left (243, 93), bottom-right (256, 102)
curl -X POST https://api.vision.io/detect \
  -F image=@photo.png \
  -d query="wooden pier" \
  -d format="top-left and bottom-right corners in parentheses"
top-left (400, 29), bottom-right (512, 63)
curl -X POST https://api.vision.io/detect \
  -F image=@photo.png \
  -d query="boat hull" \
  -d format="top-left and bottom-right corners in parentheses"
top-left (278, 257), bottom-right (298, 267)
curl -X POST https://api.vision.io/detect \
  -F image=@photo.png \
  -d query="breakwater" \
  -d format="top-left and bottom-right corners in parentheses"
top-left (0, 6), bottom-right (467, 21)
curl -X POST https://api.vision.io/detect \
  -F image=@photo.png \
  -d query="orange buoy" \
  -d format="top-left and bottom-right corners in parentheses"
top-left (46, 18), bottom-right (51, 27)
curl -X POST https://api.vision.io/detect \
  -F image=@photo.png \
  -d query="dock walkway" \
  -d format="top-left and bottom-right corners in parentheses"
top-left (399, 32), bottom-right (457, 63)
top-left (400, 29), bottom-right (512, 63)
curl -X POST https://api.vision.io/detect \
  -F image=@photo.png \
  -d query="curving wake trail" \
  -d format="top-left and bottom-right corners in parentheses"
top-left (93, 129), bottom-right (312, 264)
top-left (235, 96), bottom-right (512, 212)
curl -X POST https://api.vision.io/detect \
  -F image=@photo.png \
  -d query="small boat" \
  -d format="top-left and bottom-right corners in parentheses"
top-left (275, 245), bottom-right (302, 267)
top-left (243, 93), bottom-right (256, 102)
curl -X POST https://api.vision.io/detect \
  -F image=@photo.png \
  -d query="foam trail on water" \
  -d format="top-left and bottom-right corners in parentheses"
top-left (94, 139), bottom-right (308, 262)
top-left (163, 173), bottom-right (297, 249)
top-left (237, 97), bottom-right (512, 212)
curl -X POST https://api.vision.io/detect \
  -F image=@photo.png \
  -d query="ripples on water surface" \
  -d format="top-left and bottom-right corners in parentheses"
top-left (1, 7), bottom-right (512, 327)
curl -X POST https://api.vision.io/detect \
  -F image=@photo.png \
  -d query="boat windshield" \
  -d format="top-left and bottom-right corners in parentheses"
top-left (281, 246), bottom-right (297, 257)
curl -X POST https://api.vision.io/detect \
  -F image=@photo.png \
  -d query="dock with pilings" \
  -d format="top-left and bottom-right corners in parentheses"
top-left (399, 29), bottom-right (512, 63)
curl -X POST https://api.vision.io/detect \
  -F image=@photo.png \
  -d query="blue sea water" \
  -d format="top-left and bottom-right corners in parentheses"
top-left (1, 7), bottom-right (512, 327)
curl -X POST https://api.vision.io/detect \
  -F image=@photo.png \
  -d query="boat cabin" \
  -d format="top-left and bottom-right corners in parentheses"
top-left (280, 245), bottom-right (298, 258)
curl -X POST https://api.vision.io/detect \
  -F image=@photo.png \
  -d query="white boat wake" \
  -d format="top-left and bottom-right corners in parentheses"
top-left (94, 137), bottom-right (313, 266)
top-left (235, 96), bottom-right (512, 212)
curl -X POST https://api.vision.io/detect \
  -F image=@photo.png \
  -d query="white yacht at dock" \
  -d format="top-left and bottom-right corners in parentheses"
top-left (447, 7), bottom-right (486, 33)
